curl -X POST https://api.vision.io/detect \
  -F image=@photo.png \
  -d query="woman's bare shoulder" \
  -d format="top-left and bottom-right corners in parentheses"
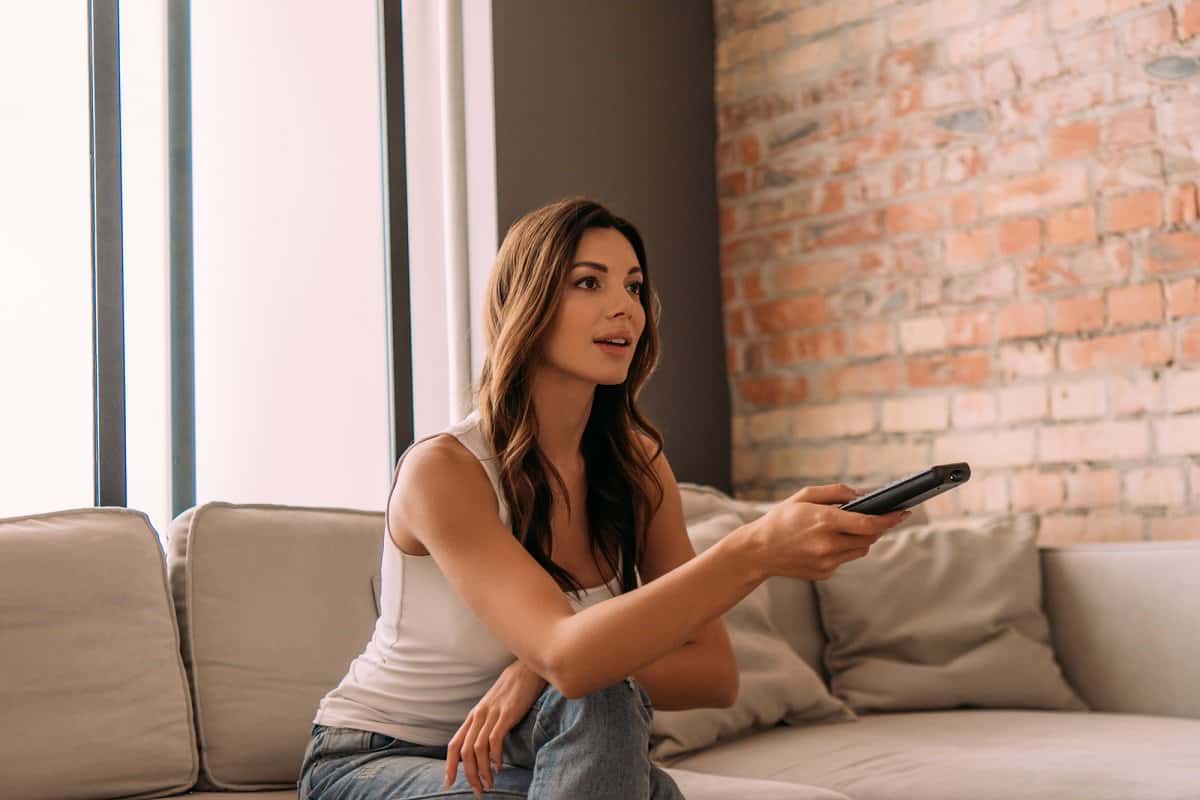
top-left (389, 434), bottom-right (501, 548)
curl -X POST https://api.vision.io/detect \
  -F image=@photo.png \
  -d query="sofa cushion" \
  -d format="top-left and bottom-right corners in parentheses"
top-left (816, 516), bottom-right (1086, 713)
top-left (165, 502), bottom-right (383, 790)
top-left (678, 483), bottom-right (829, 675)
top-left (650, 510), bottom-right (855, 761)
top-left (670, 710), bottom-right (1200, 800)
top-left (0, 508), bottom-right (197, 800)
top-left (178, 772), bottom-right (852, 799)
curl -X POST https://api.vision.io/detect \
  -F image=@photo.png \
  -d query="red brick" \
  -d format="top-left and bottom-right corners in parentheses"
top-left (1046, 206), bottom-right (1097, 247)
top-left (775, 258), bottom-right (854, 292)
top-left (719, 171), bottom-right (749, 197)
top-left (721, 229), bottom-right (796, 270)
top-left (772, 36), bottom-right (843, 77)
top-left (1182, 0), bottom-right (1200, 39)
top-left (886, 200), bottom-right (943, 233)
top-left (1168, 184), bottom-right (1200, 225)
top-left (1054, 294), bottom-right (1106, 333)
top-left (1105, 190), bottom-right (1163, 233)
top-left (749, 295), bottom-right (829, 333)
top-left (982, 166), bottom-right (1088, 217)
top-left (1182, 321), bottom-right (1200, 363)
top-left (818, 359), bottom-right (904, 398)
top-left (1059, 329), bottom-right (1173, 372)
top-left (907, 351), bottom-right (990, 388)
top-left (726, 307), bottom-right (749, 338)
top-left (805, 211), bottom-right (885, 249)
top-left (950, 192), bottom-right (979, 225)
top-left (1148, 231), bottom-right (1200, 273)
top-left (893, 83), bottom-right (923, 116)
top-left (740, 270), bottom-right (765, 300)
top-left (737, 375), bottom-right (809, 407)
top-left (1168, 278), bottom-right (1200, 318)
top-left (1025, 241), bottom-right (1132, 293)
top-left (998, 302), bottom-right (1048, 339)
top-left (789, 2), bottom-right (841, 37)
top-left (720, 207), bottom-right (739, 235)
top-left (879, 43), bottom-right (935, 85)
top-left (1107, 283), bottom-right (1163, 328)
top-left (997, 217), bottom-right (1041, 256)
top-left (852, 321), bottom-right (897, 357)
top-left (1103, 106), bottom-right (1156, 149)
top-left (945, 228), bottom-right (994, 268)
top-left (1046, 120), bottom-right (1099, 159)
top-left (739, 135), bottom-right (761, 165)
top-left (766, 330), bottom-right (849, 366)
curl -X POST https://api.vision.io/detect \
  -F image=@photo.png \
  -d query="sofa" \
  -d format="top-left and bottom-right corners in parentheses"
top-left (2, 485), bottom-right (1198, 800)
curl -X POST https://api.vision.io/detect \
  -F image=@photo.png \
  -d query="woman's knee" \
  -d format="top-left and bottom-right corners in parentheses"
top-left (539, 677), bottom-right (652, 727)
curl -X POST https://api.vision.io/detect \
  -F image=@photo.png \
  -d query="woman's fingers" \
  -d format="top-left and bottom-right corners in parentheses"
top-left (795, 483), bottom-right (859, 505)
top-left (458, 714), bottom-right (488, 796)
top-left (472, 711), bottom-right (499, 791)
top-left (443, 724), bottom-right (465, 789)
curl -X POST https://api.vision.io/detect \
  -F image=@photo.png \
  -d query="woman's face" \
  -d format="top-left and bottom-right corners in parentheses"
top-left (538, 227), bottom-right (646, 387)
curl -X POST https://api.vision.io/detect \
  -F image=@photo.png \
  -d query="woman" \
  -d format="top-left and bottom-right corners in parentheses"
top-left (298, 198), bottom-right (908, 799)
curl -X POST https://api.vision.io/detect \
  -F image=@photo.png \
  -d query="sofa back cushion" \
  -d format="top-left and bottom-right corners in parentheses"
top-left (677, 483), bottom-right (832, 675)
top-left (165, 502), bottom-right (382, 790)
top-left (0, 508), bottom-right (197, 800)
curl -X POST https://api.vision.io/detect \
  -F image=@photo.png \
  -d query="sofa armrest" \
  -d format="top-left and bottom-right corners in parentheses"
top-left (1040, 541), bottom-right (1200, 720)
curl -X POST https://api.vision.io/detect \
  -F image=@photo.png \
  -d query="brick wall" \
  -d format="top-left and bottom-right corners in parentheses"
top-left (715, 0), bottom-right (1200, 542)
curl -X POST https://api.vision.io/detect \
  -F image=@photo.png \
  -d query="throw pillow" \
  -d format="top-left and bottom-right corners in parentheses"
top-left (815, 516), bottom-right (1088, 714)
top-left (649, 509), bottom-right (855, 762)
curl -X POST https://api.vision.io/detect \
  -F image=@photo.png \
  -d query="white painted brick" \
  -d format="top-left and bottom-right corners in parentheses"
top-left (882, 395), bottom-right (949, 432)
top-left (1050, 379), bottom-right (1107, 420)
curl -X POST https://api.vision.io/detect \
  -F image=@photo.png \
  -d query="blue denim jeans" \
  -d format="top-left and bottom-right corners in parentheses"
top-left (299, 677), bottom-right (686, 799)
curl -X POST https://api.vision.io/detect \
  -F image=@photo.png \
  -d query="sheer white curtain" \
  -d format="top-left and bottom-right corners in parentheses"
top-left (402, 0), bottom-right (497, 437)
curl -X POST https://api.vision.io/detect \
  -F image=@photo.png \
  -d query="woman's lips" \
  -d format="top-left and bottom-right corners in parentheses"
top-left (595, 341), bottom-right (630, 356)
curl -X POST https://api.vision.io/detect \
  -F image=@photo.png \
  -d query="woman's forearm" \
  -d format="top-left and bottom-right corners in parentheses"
top-left (545, 523), bottom-right (764, 698)
top-left (632, 640), bottom-right (738, 710)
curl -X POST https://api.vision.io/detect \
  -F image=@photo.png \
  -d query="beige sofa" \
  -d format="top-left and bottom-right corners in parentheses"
top-left (3, 490), bottom-right (1198, 800)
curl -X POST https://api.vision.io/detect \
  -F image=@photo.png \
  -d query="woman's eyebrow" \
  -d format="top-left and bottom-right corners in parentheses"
top-left (572, 261), bottom-right (643, 275)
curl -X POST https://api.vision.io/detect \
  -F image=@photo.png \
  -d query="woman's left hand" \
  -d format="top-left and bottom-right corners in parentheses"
top-left (443, 659), bottom-right (547, 797)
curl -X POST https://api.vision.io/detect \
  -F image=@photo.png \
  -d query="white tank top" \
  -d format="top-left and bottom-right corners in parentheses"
top-left (312, 409), bottom-right (621, 746)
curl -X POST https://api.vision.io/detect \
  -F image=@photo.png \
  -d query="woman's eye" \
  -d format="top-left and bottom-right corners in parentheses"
top-left (576, 277), bottom-right (599, 289)
top-left (628, 282), bottom-right (643, 296)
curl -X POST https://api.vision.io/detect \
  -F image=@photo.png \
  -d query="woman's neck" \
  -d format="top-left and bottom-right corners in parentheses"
top-left (529, 365), bottom-right (594, 467)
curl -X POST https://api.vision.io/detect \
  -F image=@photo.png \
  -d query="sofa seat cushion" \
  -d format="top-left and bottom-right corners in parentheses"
top-left (171, 770), bottom-right (852, 799)
top-left (0, 508), bottom-right (198, 800)
top-left (670, 710), bottom-right (1200, 800)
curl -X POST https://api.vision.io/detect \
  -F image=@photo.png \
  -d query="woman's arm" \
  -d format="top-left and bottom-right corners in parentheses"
top-left (394, 435), bottom-right (901, 700)
top-left (630, 435), bottom-right (738, 710)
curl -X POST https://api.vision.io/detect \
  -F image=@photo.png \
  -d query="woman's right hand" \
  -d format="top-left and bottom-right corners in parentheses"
top-left (744, 483), bottom-right (910, 581)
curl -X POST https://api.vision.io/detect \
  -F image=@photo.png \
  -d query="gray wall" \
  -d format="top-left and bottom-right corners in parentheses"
top-left (491, 0), bottom-right (730, 491)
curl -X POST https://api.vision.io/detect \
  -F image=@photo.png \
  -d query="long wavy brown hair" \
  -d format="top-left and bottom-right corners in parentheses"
top-left (473, 197), bottom-right (665, 600)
